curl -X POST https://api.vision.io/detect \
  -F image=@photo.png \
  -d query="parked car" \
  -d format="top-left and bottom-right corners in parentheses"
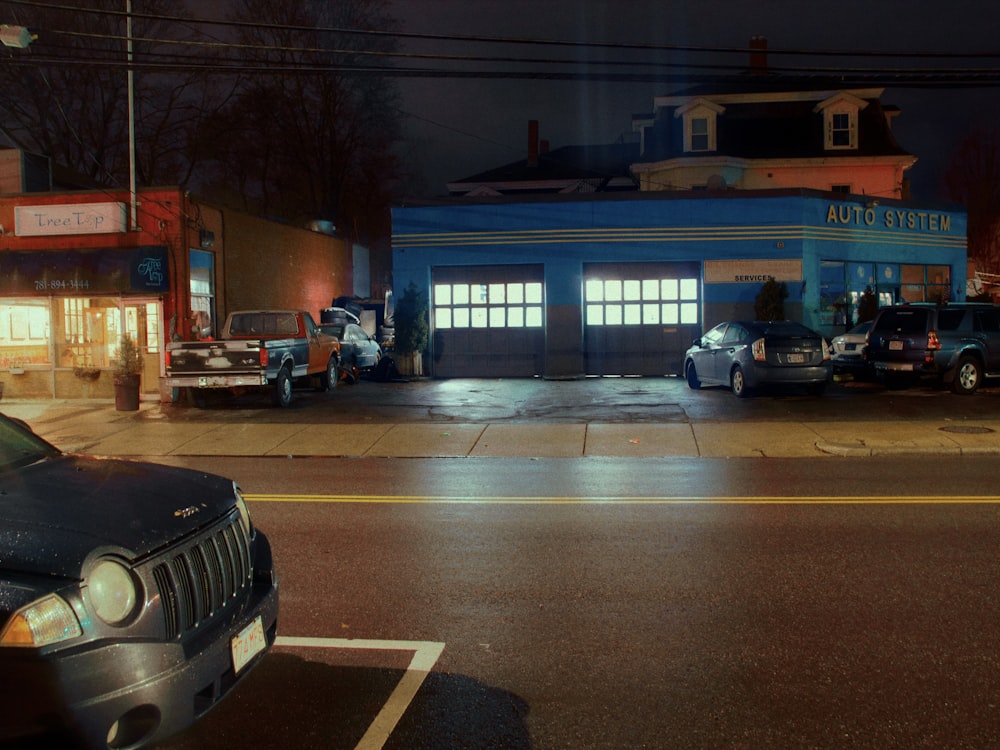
top-left (684, 320), bottom-right (832, 397)
top-left (865, 302), bottom-right (1000, 394)
top-left (0, 412), bottom-right (278, 749)
top-left (830, 320), bottom-right (874, 378)
top-left (319, 322), bottom-right (383, 375)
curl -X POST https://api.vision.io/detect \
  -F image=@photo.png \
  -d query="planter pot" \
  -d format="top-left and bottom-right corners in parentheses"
top-left (394, 351), bottom-right (424, 377)
top-left (113, 374), bottom-right (141, 411)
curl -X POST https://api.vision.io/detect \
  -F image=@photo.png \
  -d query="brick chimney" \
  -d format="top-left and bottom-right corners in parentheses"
top-left (749, 36), bottom-right (767, 74)
top-left (528, 120), bottom-right (539, 167)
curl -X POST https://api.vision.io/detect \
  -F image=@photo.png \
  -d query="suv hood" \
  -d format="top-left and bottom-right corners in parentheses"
top-left (0, 455), bottom-right (237, 579)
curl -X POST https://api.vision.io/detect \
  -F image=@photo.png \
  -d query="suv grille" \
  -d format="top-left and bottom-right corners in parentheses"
top-left (152, 515), bottom-right (252, 640)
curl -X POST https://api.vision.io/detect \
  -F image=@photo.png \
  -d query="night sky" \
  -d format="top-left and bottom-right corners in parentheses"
top-left (389, 0), bottom-right (1000, 201)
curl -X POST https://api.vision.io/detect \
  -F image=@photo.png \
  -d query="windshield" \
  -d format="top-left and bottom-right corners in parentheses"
top-left (0, 414), bottom-right (60, 471)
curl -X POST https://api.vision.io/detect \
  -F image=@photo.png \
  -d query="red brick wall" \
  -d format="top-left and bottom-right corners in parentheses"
top-left (214, 210), bottom-right (352, 321)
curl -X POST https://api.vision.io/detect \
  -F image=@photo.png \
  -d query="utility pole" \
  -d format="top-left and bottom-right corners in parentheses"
top-left (126, 1), bottom-right (138, 230)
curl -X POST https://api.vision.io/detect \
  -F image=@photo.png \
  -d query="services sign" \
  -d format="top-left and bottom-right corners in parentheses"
top-left (704, 259), bottom-right (802, 284)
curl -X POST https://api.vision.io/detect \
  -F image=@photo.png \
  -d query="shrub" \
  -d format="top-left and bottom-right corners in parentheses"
top-left (754, 277), bottom-right (788, 321)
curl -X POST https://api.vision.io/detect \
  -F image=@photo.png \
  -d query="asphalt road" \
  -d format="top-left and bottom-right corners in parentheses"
top-left (149, 452), bottom-right (1000, 750)
top-left (14, 375), bottom-right (1000, 750)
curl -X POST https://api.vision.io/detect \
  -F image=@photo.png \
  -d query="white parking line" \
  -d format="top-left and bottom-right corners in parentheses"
top-left (274, 636), bottom-right (445, 750)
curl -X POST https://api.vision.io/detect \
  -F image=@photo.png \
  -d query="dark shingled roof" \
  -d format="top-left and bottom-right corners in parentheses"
top-left (450, 142), bottom-right (640, 190)
top-left (637, 86), bottom-right (912, 164)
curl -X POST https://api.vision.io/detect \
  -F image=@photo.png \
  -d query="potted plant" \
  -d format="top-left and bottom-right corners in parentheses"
top-left (112, 335), bottom-right (143, 410)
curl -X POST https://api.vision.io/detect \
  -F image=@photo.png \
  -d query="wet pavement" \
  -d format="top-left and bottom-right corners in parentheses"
top-left (3, 376), bottom-right (1000, 459)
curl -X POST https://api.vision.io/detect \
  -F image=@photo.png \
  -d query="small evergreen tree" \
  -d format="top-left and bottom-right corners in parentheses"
top-left (394, 281), bottom-right (429, 355)
top-left (754, 277), bottom-right (788, 321)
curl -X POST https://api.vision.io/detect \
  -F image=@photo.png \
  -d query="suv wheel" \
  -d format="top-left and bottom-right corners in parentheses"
top-left (951, 355), bottom-right (982, 395)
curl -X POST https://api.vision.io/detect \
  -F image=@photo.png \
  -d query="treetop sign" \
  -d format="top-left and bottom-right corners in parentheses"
top-left (15, 202), bottom-right (128, 237)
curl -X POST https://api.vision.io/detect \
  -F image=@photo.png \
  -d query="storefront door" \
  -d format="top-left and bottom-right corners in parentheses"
top-left (123, 299), bottom-right (163, 396)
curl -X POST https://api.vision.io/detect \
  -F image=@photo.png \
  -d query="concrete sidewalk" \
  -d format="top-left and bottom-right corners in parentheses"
top-left (3, 398), bottom-right (999, 459)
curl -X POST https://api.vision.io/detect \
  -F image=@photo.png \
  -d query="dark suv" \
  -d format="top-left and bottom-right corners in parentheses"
top-left (865, 303), bottom-right (1000, 394)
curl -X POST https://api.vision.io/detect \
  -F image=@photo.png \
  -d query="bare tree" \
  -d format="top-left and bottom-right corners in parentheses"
top-left (196, 0), bottom-right (402, 245)
top-left (944, 127), bottom-right (1000, 277)
top-left (0, 0), bottom-right (225, 187)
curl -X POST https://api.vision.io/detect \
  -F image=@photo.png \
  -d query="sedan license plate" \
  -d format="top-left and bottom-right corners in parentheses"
top-left (231, 615), bottom-right (266, 674)
top-left (889, 340), bottom-right (904, 351)
top-left (786, 353), bottom-right (805, 364)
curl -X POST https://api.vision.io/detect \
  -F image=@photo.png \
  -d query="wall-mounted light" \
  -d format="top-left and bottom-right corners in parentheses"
top-left (0, 25), bottom-right (34, 49)
top-left (199, 229), bottom-right (215, 248)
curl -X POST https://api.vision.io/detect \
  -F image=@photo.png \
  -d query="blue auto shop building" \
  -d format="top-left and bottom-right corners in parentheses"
top-left (391, 189), bottom-right (967, 379)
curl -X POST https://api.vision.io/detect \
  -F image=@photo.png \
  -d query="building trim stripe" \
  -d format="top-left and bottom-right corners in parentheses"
top-left (393, 224), bottom-right (965, 250)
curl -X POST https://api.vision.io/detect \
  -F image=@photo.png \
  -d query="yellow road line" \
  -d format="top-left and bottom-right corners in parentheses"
top-left (244, 493), bottom-right (1000, 505)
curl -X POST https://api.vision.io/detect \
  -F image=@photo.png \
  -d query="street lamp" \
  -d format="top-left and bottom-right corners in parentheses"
top-left (0, 24), bottom-right (34, 49)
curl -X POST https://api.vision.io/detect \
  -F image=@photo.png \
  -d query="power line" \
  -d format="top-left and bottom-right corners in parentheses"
top-left (8, 0), bottom-right (1000, 62)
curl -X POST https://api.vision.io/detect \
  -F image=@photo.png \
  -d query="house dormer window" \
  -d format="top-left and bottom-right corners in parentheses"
top-left (815, 92), bottom-right (868, 151)
top-left (830, 112), bottom-right (853, 147)
top-left (675, 98), bottom-right (724, 153)
top-left (690, 117), bottom-right (710, 151)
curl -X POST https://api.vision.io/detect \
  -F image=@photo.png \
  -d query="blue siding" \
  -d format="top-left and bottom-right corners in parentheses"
top-left (392, 192), bottom-right (966, 376)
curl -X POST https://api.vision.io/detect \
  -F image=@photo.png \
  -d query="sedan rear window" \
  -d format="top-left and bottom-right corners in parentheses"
top-left (763, 322), bottom-right (817, 338)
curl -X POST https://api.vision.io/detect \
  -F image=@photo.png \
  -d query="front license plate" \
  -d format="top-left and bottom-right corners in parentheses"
top-left (231, 616), bottom-right (266, 674)
top-left (786, 353), bottom-right (805, 364)
top-left (889, 340), bottom-right (904, 350)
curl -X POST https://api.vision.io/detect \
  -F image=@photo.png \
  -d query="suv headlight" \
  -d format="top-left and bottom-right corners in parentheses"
top-left (89, 559), bottom-right (138, 626)
top-left (0, 594), bottom-right (82, 647)
top-left (235, 482), bottom-right (253, 538)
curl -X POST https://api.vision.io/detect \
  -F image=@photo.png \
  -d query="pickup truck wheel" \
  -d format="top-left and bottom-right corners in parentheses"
top-left (952, 355), bottom-right (981, 395)
top-left (272, 367), bottom-right (293, 407)
top-left (318, 356), bottom-right (338, 392)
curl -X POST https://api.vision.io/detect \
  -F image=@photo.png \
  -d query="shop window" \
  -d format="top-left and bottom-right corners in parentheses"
top-left (433, 281), bottom-right (543, 330)
top-left (902, 264), bottom-right (951, 303)
top-left (190, 249), bottom-right (215, 339)
top-left (0, 300), bottom-right (51, 368)
top-left (58, 297), bottom-right (121, 369)
top-left (585, 277), bottom-right (699, 326)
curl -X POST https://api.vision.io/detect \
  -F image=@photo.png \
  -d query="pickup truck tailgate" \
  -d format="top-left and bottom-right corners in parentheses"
top-left (166, 341), bottom-right (263, 375)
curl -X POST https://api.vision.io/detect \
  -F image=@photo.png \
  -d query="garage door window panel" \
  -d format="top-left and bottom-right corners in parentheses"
top-left (586, 276), bottom-right (699, 327)
top-left (434, 280), bottom-right (543, 331)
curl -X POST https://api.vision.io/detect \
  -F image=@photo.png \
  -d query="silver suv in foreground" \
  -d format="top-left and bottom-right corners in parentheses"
top-left (865, 303), bottom-right (1000, 394)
